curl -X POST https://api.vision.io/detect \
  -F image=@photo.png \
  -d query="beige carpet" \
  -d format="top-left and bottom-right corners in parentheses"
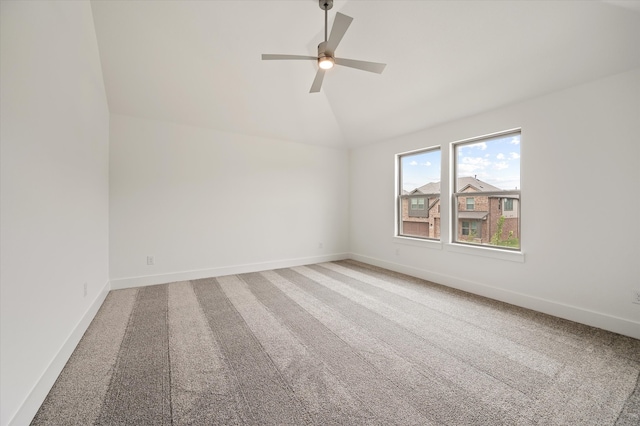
top-left (32, 260), bottom-right (640, 425)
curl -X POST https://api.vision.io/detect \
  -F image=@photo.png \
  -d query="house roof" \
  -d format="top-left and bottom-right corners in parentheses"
top-left (457, 177), bottom-right (502, 193)
top-left (408, 176), bottom-right (503, 194)
top-left (89, 1), bottom-right (640, 148)
top-left (415, 182), bottom-right (441, 195)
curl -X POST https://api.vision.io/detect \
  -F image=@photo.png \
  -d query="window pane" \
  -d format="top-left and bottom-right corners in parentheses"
top-left (466, 197), bottom-right (474, 210)
top-left (454, 132), bottom-right (521, 250)
top-left (504, 199), bottom-right (513, 211)
top-left (398, 148), bottom-right (441, 239)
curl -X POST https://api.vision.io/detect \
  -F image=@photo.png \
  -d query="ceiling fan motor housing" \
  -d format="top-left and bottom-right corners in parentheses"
top-left (318, 41), bottom-right (330, 58)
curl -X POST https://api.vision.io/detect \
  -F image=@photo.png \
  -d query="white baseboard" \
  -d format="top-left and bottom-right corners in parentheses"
top-left (110, 253), bottom-right (351, 290)
top-left (9, 280), bottom-right (111, 426)
top-left (349, 253), bottom-right (640, 340)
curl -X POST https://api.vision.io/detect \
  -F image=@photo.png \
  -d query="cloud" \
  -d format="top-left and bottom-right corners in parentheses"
top-left (464, 142), bottom-right (487, 150)
top-left (496, 153), bottom-right (505, 160)
top-left (409, 160), bottom-right (418, 166)
top-left (493, 162), bottom-right (509, 170)
top-left (510, 137), bottom-right (520, 145)
top-left (509, 152), bottom-right (520, 160)
top-left (462, 157), bottom-right (491, 167)
top-left (487, 175), bottom-right (520, 190)
top-left (422, 161), bottom-right (432, 166)
top-left (458, 156), bottom-right (491, 174)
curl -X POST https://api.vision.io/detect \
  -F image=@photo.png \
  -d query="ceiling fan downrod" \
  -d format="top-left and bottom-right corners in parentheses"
top-left (318, 0), bottom-right (334, 69)
top-left (320, 0), bottom-right (333, 42)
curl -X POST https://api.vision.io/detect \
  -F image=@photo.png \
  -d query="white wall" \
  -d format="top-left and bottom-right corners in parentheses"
top-left (109, 114), bottom-right (349, 288)
top-left (0, 2), bottom-right (110, 425)
top-left (349, 68), bottom-right (640, 339)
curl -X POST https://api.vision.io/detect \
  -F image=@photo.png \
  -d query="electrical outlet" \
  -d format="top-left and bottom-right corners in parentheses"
top-left (633, 290), bottom-right (640, 305)
top-left (318, 242), bottom-right (323, 249)
top-left (147, 255), bottom-right (155, 265)
top-left (83, 282), bottom-right (87, 297)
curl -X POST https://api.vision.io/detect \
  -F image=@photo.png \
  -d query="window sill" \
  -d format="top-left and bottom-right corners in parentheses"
top-left (394, 236), bottom-right (443, 250)
top-left (445, 243), bottom-right (525, 263)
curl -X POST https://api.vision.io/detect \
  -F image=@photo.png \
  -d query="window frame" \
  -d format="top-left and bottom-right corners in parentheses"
top-left (465, 197), bottom-right (475, 210)
top-left (461, 220), bottom-right (479, 237)
top-left (504, 198), bottom-right (514, 211)
top-left (396, 146), bottom-right (441, 241)
top-left (451, 129), bottom-right (522, 252)
top-left (410, 197), bottom-right (426, 210)
top-left (393, 129), bottom-right (524, 261)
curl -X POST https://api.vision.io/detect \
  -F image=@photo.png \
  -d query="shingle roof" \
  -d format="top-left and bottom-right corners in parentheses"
top-left (457, 176), bottom-right (502, 192)
top-left (408, 176), bottom-right (504, 194)
top-left (415, 181), bottom-right (441, 194)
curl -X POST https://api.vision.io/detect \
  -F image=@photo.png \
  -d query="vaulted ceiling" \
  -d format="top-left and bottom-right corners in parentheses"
top-left (90, 0), bottom-right (640, 148)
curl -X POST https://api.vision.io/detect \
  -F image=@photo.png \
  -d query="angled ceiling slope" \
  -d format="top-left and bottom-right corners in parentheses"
top-left (91, 0), bottom-right (640, 148)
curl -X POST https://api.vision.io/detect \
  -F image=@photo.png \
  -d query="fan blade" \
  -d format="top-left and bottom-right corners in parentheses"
top-left (334, 57), bottom-right (386, 74)
top-left (262, 54), bottom-right (317, 61)
top-left (325, 12), bottom-right (353, 55)
top-left (310, 69), bottom-right (326, 93)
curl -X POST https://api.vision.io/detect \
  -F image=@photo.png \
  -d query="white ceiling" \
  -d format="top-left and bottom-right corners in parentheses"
top-left (90, 0), bottom-right (640, 148)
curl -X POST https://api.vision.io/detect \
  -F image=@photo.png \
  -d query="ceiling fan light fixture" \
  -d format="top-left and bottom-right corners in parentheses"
top-left (318, 56), bottom-right (334, 70)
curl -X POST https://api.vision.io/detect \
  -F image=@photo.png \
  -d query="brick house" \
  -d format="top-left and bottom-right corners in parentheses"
top-left (400, 176), bottom-right (519, 245)
top-left (400, 181), bottom-right (441, 239)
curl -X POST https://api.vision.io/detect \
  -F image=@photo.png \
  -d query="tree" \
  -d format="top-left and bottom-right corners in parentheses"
top-left (491, 216), bottom-right (505, 245)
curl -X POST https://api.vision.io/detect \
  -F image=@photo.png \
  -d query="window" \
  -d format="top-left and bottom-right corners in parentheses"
top-left (461, 221), bottom-right (479, 237)
top-left (466, 197), bottom-right (475, 210)
top-left (453, 130), bottom-right (521, 250)
top-left (504, 198), bottom-right (513, 211)
top-left (411, 198), bottom-right (425, 210)
top-left (397, 147), bottom-right (441, 239)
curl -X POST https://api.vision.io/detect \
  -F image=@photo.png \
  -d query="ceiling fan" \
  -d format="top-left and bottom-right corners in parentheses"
top-left (262, 0), bottom-right (386, 93)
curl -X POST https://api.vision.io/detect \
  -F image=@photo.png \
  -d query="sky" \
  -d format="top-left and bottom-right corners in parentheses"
top-left (401, 149), bottom-right (441, 192)
top-left (401, 133), bottom-right (521, 192)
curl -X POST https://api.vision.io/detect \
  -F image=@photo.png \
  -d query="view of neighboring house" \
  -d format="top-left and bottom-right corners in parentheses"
top-left (400, 176), bottom-right (520, 246)
top-left (401, 181), bottom-right (442, 239)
